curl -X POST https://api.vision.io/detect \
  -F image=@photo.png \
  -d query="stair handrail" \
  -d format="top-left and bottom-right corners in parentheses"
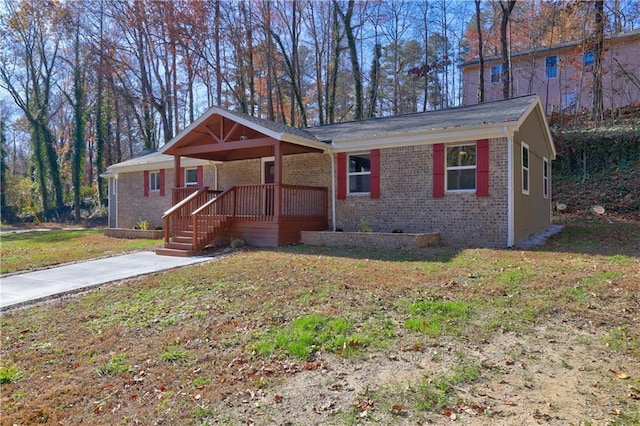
top-left (191, 186), bottom-right (234, 216)
top-left (162, 186), bottom-right (209, 218)
top-left (162, 186), bottom-right (209, 245)
top-left (191, 186), bottom-right (236, 251)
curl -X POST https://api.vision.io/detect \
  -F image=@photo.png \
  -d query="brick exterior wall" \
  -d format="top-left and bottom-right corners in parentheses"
top-left (115, 165), bottom-right (217, 229)
top-left (334, 140), bottom-right (510, 247)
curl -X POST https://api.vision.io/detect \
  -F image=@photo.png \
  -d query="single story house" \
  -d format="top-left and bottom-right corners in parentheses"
top-left (101, 94), bottom-right (556, 256)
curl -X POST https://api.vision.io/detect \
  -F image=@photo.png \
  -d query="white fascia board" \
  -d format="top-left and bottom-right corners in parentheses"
top-left (517, 96), bottom-right (557, 159)
top-left (100, 157), bottom-right (217, 178)
top-left (281, 133), bottom-right (331, 151)
top-left (159, 106), bottom-right (221, 153)
top-left (330, 124), bottom-right (519, 152)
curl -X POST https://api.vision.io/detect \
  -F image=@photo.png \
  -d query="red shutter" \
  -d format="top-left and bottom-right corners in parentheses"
top-left (370, 149), bottom-right (380, 199)
top-left (143, 170), bottom-right (149, 197)
top-left (476, 139), bottom-right (489, 196)
top-left (159, 169), bottom-right (166, 196)
top-left (337, 152), bottom-right (347, 200)
top-left (197, 165), bottom-right (204, 187)
top-left (433, 144), bottom-right (445, 198)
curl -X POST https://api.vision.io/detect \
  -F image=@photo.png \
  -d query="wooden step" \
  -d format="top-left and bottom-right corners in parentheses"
top-left (155, 247), bottom-right (200, 257)
top-left (166, 241), bottom-right (194, 249)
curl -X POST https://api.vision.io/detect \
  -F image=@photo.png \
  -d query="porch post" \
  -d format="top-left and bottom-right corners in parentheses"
top-left (173, 155), bottom-right (182, 205)
top-left (273, 141), bottom-right (282, 220)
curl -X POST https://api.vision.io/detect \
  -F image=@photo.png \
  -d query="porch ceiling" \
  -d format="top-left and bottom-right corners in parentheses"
top-left (162, 111), bottom-right (324, 162)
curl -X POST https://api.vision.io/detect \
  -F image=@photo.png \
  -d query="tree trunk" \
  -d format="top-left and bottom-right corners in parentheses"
top-left (592, 0), bottom-right (604, 122)
top-left (335, 0), bottom-right (363, 120)
top-left (72, 9), bottom-right (85, 222)
top-left (475, 0), bottom-right (485, 103)
top-left (499, 0), bottom-right (516, 100)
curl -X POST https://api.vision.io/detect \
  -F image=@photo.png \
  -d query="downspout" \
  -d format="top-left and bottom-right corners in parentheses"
top-left (504, 127), bottom-right (514, 247)
top-left (209, 161), bottom-right (219, 190)
top-left (328, 146), bottom-right (336, 232)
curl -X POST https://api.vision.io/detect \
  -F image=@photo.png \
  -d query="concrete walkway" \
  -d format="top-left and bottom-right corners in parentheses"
top-left (0, 252), bottom-right (213, 311)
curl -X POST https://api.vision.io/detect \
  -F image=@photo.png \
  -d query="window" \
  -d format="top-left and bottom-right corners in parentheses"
top-left (543, 157), bottom-right (549, 199)
top-left (561, 92), bottom-right (576, 110)
top-left (348, 153), bottom-right (370, 194)
top-left (490, 65), bottom-right (502, 83)
top-left (446, 144), bottom-right (476, 191)
top-left (545, 55), bottom-right (557, 79)
top-left (522, 142), bottom-right (530, 195)
top-left (584, 51), bottom-right (595, 66)
top-left (149, 171), bottom-right (160, 192)
top-left (185, 168), bottom-right (198, 187)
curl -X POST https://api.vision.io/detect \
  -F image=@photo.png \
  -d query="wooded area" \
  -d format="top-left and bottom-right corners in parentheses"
top-left (1, 0), bottom-right (639, 222)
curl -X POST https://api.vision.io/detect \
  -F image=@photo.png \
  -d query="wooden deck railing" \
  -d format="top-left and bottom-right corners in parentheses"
top-left (281, 184), bottom-right (328, 221)
top-left (163, 184), bottom-right (328, 253)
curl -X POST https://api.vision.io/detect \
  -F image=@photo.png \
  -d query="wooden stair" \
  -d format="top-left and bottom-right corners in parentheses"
top-left (156, 216), bottom-right (230, 257)
top-left (156, 226), bottom-right (200, 257)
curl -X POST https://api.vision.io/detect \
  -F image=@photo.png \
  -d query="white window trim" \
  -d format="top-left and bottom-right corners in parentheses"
top-left (490, 65), bottom-right (501, 83)
top-left (445, 143), bottom-right (477, 193)
top-left (184, 167), bottom-right (198, 187)
top-left (149, 170), bottom-right (160, 192)
top-left (522, 142), bottom-right (530, 195)
top-left (546, 55), bottom-right (558, 79)
top-left (542, 156), bottom-right (549, 199)
top-left (347, 152), bottom-right (371, 196)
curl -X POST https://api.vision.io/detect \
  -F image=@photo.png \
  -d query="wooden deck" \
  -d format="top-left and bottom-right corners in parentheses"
top-left (157, 184), bottom-right (328, 256)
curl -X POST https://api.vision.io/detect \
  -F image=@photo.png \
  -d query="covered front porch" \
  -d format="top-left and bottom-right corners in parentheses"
top-left (156, 107), bottom-right (331, 256)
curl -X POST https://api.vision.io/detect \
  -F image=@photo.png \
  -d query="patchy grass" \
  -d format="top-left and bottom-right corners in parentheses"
top-left (0, 229), bottom-right (161, 273)
top-left (0, 221), bottom-right (638, 424)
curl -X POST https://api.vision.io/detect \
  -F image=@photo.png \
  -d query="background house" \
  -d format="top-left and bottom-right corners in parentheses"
top-left (103, 95), bottom-right (555, 253)
top-left (460, 30), bottom-right (640, 115)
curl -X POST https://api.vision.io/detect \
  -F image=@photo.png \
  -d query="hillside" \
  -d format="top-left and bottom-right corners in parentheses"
top-left (553, 159), bottom-right (640, 221)
top-left (550, 108), bottom-right (640, 222)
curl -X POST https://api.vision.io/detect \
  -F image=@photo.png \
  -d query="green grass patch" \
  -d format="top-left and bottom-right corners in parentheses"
top-left (603, 327), bottom-right (640, 357)
top-left (252, 314), bottom-right (393, 360)
top-left (404, 298), bottom-right (472, 337)
top-left (0, 364), bottom-right (24, 384)
top-left (96, 353), bottom-right (133, 376)
top-left (159, 344), bottom-right (192, 363)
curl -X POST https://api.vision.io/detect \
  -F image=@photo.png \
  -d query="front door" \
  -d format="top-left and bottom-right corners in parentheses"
top-left (264, 161), bottom-right (275, 216)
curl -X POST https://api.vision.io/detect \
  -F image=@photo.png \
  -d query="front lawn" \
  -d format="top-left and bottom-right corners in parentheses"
top-left (0, 221), bottom-right (638, 424)
top-left (0, 229), bottom-right (162, 274)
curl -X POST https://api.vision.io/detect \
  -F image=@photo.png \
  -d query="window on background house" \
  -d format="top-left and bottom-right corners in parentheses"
top-left (490, 65), bottom-right (502, 83)
top-left (149, 171), bottom-right (160, 192)
top-left (185, 168), bottom-right (198, 187)
top-left (543, 157), bottom-right (549, 199)
top-left (584, 51), bottom-right (595, 67)
top-left (545, 55), bottom-right (557, 79)
top-left (446, 144), bottom-right (476, 191)
top-left (348, 153), bottom-right (370, 194)
top-left (522, 142), bottom-right (530, 195)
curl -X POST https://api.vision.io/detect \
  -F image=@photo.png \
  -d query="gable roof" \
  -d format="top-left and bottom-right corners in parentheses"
top-left (104, 95), bottom-right (555, 174)
top-left (159, 106), bottom-right (327, 161)
top-left (308, 95), bottom-right (555, 158)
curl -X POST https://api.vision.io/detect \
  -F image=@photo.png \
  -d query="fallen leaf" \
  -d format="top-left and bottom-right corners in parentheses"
top-left (274, 394), bottom-right (283, 403)
top-left (391, 404), bottom-right (404, 415)
top-left (503, 399), bottom-right (517, 406)
top-left (610, 370), bottom-right (630, 379)
top-left (443, 408), bottom-right (457, 420)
